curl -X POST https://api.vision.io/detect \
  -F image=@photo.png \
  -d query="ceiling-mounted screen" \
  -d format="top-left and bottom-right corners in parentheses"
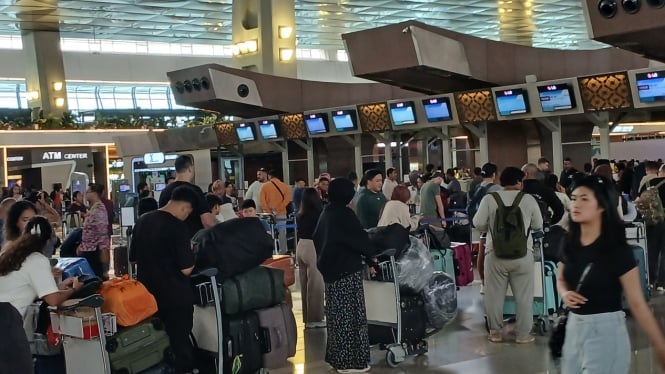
top-left (635, 70), bottom-right (665, 103)
top-left (235, 122), bottom-right (256, 142)
top-left (258, 119), bottom-right (279, 140)
top-left (331, 109), bottom-right (358, 132)
top-left (537, 83), bottom-right (576, 112)
top-left (495, 88), bottom-right (530, 116)
top-left (422, 97), bottom-right (452, 122)
top-left (389, 101), bottom-right (417, 126)
top-left (305, 113), bottom-right (329, 135)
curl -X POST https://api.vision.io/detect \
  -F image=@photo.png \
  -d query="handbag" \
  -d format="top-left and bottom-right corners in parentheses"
top-left (549, 263), bottom-right (593, 358)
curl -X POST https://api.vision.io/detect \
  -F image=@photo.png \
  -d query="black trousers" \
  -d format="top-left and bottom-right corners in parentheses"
top-left (158, 305), bottom-right (195, 373)
top-left (0, 302), bottom-right (33, 374)
top-left (81, 248), bottom-right (104, 279)
top-left (646, 222), bottom-right (665, 285)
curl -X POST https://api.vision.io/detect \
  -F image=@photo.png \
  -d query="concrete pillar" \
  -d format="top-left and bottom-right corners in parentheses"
top-left (22, 31), bottom-right (68, 119)
top-left (598, 124), bottom-right (611, 160)
top-left (354, 134), bottom-right (363, 179)
top-left (281, 141), bottom-right (290, 185)
top-left (232, 0), bottom-right (297, 78)
top-left (537, 118), bottom-right (563, 176)
top-left (441, 127), bottom-right (452, 169)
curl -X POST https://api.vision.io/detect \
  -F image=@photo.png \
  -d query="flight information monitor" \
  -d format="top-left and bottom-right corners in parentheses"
top-left (389, 101), bottom-right (417, 126)
top-left (235, 123), bottom-right (256, 142)
top-left (331, 109), bottom-right (358, 132)
top-left (259, 120), bottom-right (279, 139)
top-left (422, 97), bottom-right (453, 122)
top-left (538, 84), bottom-right (576, 112)
top-left (305, 113), bottom-right (329, 135)
top-left (636, 70), bottom-right (665, 103)
top-left (495, 88), bottom-right (530, 116)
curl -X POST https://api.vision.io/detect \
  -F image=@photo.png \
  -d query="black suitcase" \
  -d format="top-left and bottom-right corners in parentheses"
top-left (368, 294), bottom-right (427, 345)
top-left (113, 246), bottom-right (129, 277)
top-left (223, 313), bottom-right (263, 374)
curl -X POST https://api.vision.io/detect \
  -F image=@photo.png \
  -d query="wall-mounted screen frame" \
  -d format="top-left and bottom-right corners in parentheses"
top-left (422, 97), bottom-right (453, 122)
top-left (330, 109), bottom-right (359, 132)
top-left (304, 112), bottom-right (330, 135)
top-left (537, 83), bottom-right (577, 112)
top-left (388, 101), bottom-right (417, 126)
top-left (258, 119), bottom-right (280, 140)
top-left (494, 88), bottom-right (530, 116)
top-left (235, 122), bottom-right (256, 142)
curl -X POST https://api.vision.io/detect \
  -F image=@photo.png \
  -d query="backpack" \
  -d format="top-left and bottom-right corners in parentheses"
top-left (636, 180), bottom-right (665, 226)
top-left (491, 192), bottom-right (529, 259)
top-left (467, 183), bottom-right (493, 226)
top-left (528, 193), bottom-right (553, 228)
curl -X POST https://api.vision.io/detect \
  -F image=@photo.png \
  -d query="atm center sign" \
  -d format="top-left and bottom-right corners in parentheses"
top-left (42, 151), bottom-right (89, 160)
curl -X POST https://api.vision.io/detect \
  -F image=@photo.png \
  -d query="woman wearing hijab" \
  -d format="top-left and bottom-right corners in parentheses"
top-left (313, 178), bottom-right (376, 373)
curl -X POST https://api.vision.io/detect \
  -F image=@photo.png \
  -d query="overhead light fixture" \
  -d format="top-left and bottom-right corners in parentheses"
top-left (279, 48), bottom-right (294, 61)
top-left (278, 26), bottom-right (293, 39)
top-left (245, 39), bottom-right (258, 53)
top-left (26, 91), bottom-right (39, 100)
top-left (52, 81), bottom-right (63, 91)
top-left (54, 97), bottom-right (65, 107)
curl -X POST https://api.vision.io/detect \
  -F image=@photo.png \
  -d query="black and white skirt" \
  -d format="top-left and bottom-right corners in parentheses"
top-left (324, 271), bottom-right (371, 370)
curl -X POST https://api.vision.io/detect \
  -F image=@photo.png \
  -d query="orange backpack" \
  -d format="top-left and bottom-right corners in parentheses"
top-left (99, 276), bottom-right (158, 327)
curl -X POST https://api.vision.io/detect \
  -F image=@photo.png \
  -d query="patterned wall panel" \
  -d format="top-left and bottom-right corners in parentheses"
top-left (358, 103), bottom-right (391, 132)
top-left (214, 122), bottom-right (238, 145)
top-left (454, 90), bottom-right (496, 123)
top-left (280, 114), bottom-right (308, 140)
top-left (578, 72), bottom-right (633, 112)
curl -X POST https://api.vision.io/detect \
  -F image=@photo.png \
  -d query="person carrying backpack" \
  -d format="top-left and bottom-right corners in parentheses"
top-left (472, 167), bottom-right (543, 344)
top-left (521, 163), bottom-right (565, 228)
top-left (636, 162), bottom-right (665, 292)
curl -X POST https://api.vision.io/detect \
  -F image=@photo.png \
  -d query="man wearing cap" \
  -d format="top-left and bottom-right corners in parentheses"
top-left (245, 168), bottom-right (268, 213)
top-left (355, 169), bottom-right (387, 229)
top-left (419, 171), bottom-right (446, 227)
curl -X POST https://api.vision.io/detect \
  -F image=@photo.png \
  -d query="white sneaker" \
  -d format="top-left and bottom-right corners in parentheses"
top-left (337, 366), bottom-right (371, 373)
top-left (480, 284), bottom-right (485, 295)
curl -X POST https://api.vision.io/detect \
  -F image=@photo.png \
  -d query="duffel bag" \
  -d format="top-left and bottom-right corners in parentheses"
top-left (222, 266), bottom-right (285, 315)
top-left (99, 276), bottom-right (158, 327)
top-left (261, 255), bottom-right (295, 287)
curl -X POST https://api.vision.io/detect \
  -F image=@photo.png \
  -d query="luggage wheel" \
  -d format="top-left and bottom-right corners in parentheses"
top-left (537, 318), bottom-right (548, 336)
top-left (385, 345), bottom-right (406, 368)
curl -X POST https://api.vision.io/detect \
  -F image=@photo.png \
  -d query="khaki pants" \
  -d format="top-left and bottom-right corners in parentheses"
top-left (296, 239), bottom-right (325, 323)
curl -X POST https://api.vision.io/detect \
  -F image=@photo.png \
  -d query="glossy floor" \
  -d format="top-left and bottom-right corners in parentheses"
top-left (273, 281), bottom-right (665, 374)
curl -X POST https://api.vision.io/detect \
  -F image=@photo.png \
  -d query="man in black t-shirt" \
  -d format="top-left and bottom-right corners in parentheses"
top-left (158, 155), bottom-right (216, 239)
top-left (129, 186), bottom-right (199, 373)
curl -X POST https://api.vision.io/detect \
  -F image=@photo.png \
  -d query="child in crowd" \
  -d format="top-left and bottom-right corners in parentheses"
top-left (241, 199), bottom-right (271, 234)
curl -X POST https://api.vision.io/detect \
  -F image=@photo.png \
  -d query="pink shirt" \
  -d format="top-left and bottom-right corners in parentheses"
top-left (80, 201), bottom-right (109, 252)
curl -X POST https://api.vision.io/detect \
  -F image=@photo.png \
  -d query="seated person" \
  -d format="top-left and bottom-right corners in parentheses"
top-left (241, 199), bottom-right (271, 234)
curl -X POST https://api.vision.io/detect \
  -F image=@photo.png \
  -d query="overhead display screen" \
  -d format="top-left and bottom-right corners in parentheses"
top-left (422, 97), bottom-right (452, 122)
top-left (259, 120), bottom-right (279, 139)
top-left (305, 113), bottom-right (329, 135)
top-left (331, 109), bottom-right (358, 132)
top-left (235, 123), bottom-right (256, 142)
top-left (495, 88), bottom-right (530, 116)
top-left (389, 101), bottom-right (417, 126)
top-left (636, 70), bottom-right (665, 103)
top-left (537, 84), bottom-right (576, 112)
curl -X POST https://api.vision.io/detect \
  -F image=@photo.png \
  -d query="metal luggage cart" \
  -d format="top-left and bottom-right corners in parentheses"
top-left (363, 251), bottom-right (439, 368)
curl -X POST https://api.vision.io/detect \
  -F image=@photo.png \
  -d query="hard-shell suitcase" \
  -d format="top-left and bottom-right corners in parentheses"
top-left (113, 246), bottom-right (129, 277)
top-left (219, 266), bottom-right (285, 315)
top-left (368, 294), bottom-right (427, 345)
top-left (222, 313), bottom-right (264, 374)
top-left (261, 255), bottom-right (295, 287)
top-left (503, 261), bottom-right (560, 316)
top-left (623, 245), bottom-right (651, 310)
top-left (256, 304), bottom-right (297, 368)
top-left (451, 242), bottom-right (474, 286)
top-left (106, 318), bottom-right (171, 374)
top-left (430, 248), bottom-right (456, 282)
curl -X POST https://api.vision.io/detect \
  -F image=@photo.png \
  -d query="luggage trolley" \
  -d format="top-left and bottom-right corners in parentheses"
top-left (363, 250), bottom-right (439, 368)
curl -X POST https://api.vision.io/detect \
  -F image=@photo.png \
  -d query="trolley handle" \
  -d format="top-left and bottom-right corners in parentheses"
top-left (194, 268), bottom-right (219, 278)
top-left (59, 294), bottom-right (104, 311)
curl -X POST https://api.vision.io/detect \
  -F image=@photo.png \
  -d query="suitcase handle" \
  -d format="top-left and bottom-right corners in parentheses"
top-left (261, 328), bottom-right (272, 353)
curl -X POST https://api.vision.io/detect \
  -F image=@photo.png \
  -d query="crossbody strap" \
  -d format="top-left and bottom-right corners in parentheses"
top-left (271, 180), bottom-right (285, 200)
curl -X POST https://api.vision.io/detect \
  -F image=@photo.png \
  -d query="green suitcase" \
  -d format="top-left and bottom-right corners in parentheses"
top-left (106, 318), bottom-right (171, 374)
top-left (222, 266), bottom-right (285, 315)
top-left (430, 248), bottom-right (456, 283)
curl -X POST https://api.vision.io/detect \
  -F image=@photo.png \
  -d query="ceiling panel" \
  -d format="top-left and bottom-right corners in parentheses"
top-left (0, 0), bottom-right (607, 50)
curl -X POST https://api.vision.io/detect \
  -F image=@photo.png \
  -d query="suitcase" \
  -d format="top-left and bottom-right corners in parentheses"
top-left (623, 245), bottom-right (651, 310)
top-left (430, 248), bottom-right (456, 282)
top-left (106, 318), bottom-right (171, 374)
top-left (113, 246), bottom-right (129, 277)
top-left (368, 294), bottom-right (427, 345)
top-left (56, 257), bottom-right (95, 279)
top-left (503, 261), bottom-right (560, 317)
top-left (222, 313), bottom-right (264, 374)
top-left (451, 242), bottom-right (474, 286)
top-left (219, 266), bottom-right (285, 315)
top-left (256, 304), bottom-right (297, 368)
top-left (261, 255), bottom-right (295, 287)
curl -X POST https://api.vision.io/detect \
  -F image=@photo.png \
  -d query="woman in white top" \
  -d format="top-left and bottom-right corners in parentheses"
top-left (0, 216), bottom-right (83, 316)
top-left (378, 185), bottom-right (421, 231)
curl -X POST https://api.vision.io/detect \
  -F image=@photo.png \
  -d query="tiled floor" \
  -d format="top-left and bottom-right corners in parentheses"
top-left (274, 281), bottom-right (665, 374)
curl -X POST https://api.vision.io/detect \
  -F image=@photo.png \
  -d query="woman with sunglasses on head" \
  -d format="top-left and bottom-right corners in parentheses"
top-left (558, 175), bottom-right (665, 373)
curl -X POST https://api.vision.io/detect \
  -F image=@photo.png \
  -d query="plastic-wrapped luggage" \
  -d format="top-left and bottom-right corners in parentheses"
top-left (422, 272), bottom-right (458, 329)
top-left (395, 237), bottom-right (434, 292)
top-left (367, 223), bottom-right (411, 257)
top-left (192, 217), bottom-right (273, 280)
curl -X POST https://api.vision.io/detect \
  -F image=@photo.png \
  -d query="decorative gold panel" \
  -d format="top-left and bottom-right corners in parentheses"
top-left (279, 113), bottom-right (308, 140)
top-left (214, 122), bottom-right (238, 145)
top-left (358, 103), bottom-right (391, 132)
top-left (454, 90), bottom-right (496, 123)
top-left (578, 72), bottom-right (632, 112)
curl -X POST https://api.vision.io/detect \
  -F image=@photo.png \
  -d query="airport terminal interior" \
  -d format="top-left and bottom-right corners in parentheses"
top-left (3, 0), bottom-right (665, 373)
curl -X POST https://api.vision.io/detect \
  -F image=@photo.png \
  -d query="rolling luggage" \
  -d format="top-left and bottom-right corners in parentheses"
top-left (451, 242), bottom-right (474, 286)
top-left (56, 257), bottom-right (95, 279)
top-left (106, 318), bottom-right (171, 374)
top-left (623, 245), bottom-right (651, 309)
top-left (368, 294), bottom-right (427, 345)
top-left (503, 261), bottom-right (560, 317)
top-left (262, 255), bottom-right (295, 287)
top-left (430, 248), bottom-right (456, 281)
top-left (113, 246), bottom-right (129, 277)
top-left (256, 304), bottom-right (297, 368)
top-left (222, 313), bottom-right (264, 374)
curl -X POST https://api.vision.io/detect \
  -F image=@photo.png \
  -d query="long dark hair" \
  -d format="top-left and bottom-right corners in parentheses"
top-left (297, 188), bottom-right (323, 221)
top-left (0, 216), bottom-right (53, 276)
top-left (564, 175), bottom-right (627, 257)
top-left (3, 200), bottom-right (38, 242)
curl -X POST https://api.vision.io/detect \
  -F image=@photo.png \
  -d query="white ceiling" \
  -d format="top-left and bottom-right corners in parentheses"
top-left (0, 0), bottom-right (607, 50)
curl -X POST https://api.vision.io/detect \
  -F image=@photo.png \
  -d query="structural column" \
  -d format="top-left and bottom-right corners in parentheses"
top-left (537, 117), bottom-right (563, 176)
top-left (440, 126), bottom-right (452, 170)
top-left (22, 31), bottom-right (68, 119)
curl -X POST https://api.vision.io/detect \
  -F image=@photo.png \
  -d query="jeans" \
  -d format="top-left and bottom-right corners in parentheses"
top-left (276, 215), bottom-right (288, 254)
top-left (562, 311), bottom-right (630, 374)
top-left (646, 222), bottom-right (665, 285)
top-left (158, 305), bottom-right (195, 373)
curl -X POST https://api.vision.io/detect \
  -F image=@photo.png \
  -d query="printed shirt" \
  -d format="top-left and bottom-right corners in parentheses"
top-left (80, 201), bottom-right (110, 252)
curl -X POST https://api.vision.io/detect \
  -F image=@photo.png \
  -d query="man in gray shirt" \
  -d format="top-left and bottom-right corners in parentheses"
top-left (245, 167), bottom-right (268, 212)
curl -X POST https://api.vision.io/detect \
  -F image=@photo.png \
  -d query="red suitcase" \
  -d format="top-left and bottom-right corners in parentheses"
top-left (452, 242), bottom-right (474, 286)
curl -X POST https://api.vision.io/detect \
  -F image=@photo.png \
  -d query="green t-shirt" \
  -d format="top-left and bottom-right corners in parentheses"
top-left (356, 188), bottom-right (387, 229)
top-left (420, 181), bottom-right (441, 217)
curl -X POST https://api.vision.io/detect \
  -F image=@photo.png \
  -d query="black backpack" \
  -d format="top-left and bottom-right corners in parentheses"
top-left (528, 192), bottom-right (553, 228)
top-left (467, 183), bottom-right (494, 226)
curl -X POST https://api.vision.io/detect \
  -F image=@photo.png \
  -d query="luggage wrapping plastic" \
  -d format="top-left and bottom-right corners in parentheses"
top-left (99, 276), bottom-right (158, 327)
top-left (192, 217), bottom-right (273, 280)
top-left (367, 223), bottom-right (410, 257)
top-left (396, 237), bottom-right (434, 292)
top-left (422, 272), bottom-right (458, 329)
